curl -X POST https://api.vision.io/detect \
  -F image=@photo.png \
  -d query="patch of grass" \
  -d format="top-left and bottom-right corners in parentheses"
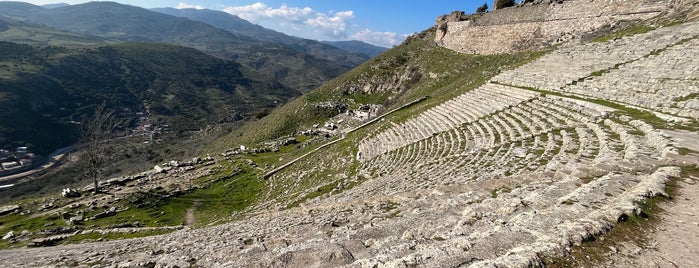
top-left (677, 147), bottom-right (697, 156)
top-left (560, 199), bottom-right (577, 205)
top-left (93, 167), bottom-right (264, 228)
top-left (591, 24), bottom-right (656, 43)
top-left (490, 188), bottom-right (499, 198)
top-left (385, 210), bottom-right (401, 219)
top-left (286, 179), bottom-right (343, 209)
top-left (672, 93), bottom-right (699, 102)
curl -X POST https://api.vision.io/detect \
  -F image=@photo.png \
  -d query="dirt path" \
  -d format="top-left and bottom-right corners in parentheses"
top-left (602, 176), bottom-right (699, 267)
top-left (185, 208), bottom-right (195, 226)
top-left (185, 201), bottom-right (201, 226)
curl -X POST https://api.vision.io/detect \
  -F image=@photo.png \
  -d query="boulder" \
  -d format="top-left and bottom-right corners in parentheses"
top-left (0, 205), bottom-right (21, 216)
top-left (62, 188), bottom-right (80, 198)
top-left (2, 231), bottom-right (14, 240)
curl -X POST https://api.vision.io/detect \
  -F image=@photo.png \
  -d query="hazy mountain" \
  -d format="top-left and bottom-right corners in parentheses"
top-left (0, 1), bottom-right (352, 92)
top-left (0, 41), bottom-right (300, 154)
top-left (151, 7), bottom-right (295, 45)
top-left (0, 1), bottom-right (46, 20)
top-left (322, 40), bottom-right (388, 57)
top-left (152, 7), bottom-right (373, 68)
top-left (41, 3), bottom-right (69, 9)
top-left (0, 16), bottom-right (109, 47)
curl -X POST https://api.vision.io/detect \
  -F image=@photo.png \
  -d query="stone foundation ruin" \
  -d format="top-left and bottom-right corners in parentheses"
top-left (436, 0), bottom-right (675, 54)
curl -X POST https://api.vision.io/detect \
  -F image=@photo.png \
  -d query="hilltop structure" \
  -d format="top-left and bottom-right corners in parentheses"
top-left (436, 0), bottom-right (685, 54)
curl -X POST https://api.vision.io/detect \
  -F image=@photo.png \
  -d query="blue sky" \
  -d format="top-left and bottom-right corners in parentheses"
top-left (19, 1), bottom-right (486, 47)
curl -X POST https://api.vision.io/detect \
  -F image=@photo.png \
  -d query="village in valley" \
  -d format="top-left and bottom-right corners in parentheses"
top-left (0, 147), bottom-right (37, 177)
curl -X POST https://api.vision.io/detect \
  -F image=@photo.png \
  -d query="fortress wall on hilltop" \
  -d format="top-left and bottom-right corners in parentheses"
top-left (436, 0), bottom-right (673, 54)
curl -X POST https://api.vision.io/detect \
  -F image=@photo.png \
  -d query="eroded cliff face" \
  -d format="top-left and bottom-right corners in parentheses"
top-left (435, 0), bottom-right (676, 54)
top-left (339, 65), bottom-right (422, 96)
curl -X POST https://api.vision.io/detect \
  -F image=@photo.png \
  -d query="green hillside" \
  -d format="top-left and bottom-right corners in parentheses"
top-left (152, 7), bottom-right (374, 68)
top-left (0, 41), bottom-right (300, 154)
top-left (0, 2), bottom-right (356, 93)
top-left (211, 28), bottom-right (544, 149)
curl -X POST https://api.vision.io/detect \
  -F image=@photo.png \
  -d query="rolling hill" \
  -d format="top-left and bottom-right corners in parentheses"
top-left (0, 1), bottom-right (356, 92)
top-left (152, 7), bottom-right (384, 67)
top-left (0, 41), bottom-right (300, 154)
top-left (0, 16), bottom-right (108, 47)
top-left (322, 40), bottom-right (388, 57)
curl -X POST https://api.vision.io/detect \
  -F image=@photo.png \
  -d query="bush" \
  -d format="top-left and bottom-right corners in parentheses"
top-left (495, 0), bottom-right (516, 9)
top-left (477, 3), bottom-right (489, 13)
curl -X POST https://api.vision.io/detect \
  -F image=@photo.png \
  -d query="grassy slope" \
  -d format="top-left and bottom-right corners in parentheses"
top-left (209, 28), bottom-right (548, 207)
top-left (0, 41), bottom-right (300, 154)
top-left (0, 28), bottom-right (547, 248)
top-left (210, 28), bottom-right (547, 151)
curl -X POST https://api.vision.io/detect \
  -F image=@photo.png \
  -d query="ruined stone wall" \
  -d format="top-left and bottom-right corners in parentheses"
top-left (436, 0), bottom-right (673, 54)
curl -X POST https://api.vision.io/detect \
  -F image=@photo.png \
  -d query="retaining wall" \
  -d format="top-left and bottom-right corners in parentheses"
top-left (436, 0), bottom-right (672, 54)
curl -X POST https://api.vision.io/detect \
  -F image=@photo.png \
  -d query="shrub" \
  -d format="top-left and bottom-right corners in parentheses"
top-left (495, 0), bottom-right (516, 9)
top-left (477, 3), bottom-right (489, 13)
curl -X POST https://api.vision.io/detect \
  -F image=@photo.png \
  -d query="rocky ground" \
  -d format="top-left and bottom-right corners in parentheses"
top-left (605, 176), bottom-right (699, 268)
top-left (0, 15), bottom-right (698, 268)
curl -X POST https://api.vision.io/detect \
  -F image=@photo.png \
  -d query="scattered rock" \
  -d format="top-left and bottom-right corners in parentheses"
top-left (0, 205), bottom-right (21, 216)
top-left (2, 231), bottom-right (14, 240)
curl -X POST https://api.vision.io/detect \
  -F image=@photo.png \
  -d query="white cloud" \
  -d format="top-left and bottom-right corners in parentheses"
top-left (305, 10), bottom-right (354, 38)
top-left (177, 2), bottom-right (205, 10)
top-left (350, 29), bottom-right (406, 48)
top-left (223, 3), bottom-right (313, 23)
top-left (223, 2), bottom-right (353, 39)
top-left (221, 2), bottom-right (407, 46)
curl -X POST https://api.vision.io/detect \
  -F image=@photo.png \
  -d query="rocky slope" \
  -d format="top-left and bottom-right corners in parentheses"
top-left (1, 17), bottom-right (697, 268)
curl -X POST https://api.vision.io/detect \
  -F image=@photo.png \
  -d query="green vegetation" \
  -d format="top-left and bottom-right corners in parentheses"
top-left (0, 6), bottom-right (548, 249)
top-left (591, 24), bottom-right (656, 43)
top-left (477, 3), bottom-right (489, 14)
top-left (0, 41), bottom-right (299, 155)
top-left (672, 93), bottom-right (699, 102)
top-left (0, 18), bottom-right (108, 48)
top-left (495, 0), bottom-right (516, 10)
top-left (213, 28), bottom-right (548, 149)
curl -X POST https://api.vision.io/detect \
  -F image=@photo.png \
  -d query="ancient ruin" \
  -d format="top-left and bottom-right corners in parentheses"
top-left (436, 0), bottom-right (678, 54)
top-left (0, 1), bottom-right (698, 267)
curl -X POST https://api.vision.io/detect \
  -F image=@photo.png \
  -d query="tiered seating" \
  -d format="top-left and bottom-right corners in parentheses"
top-left (492, 21), bottom-right (699, 92)
top-left (562, 37), bottom-right (699, 118)
top-left (191, 20), bottom-right (692, 268)
top-left (7, 18), bottom-right (695, 268)
top-left (352, 84), bottom-right (625, 197)
top-left (357, 83), bottom-right (539, 162)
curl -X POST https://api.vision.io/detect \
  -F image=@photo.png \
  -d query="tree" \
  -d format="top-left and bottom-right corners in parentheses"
top-left (81, 102), bottom-right (118, 194)
top-left (477, 3), bottom-right (489, 14)
top-left (494, 0), bottom-right (516, 10)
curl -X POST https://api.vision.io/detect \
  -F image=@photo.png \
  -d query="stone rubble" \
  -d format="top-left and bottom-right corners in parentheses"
top-left (1, 15), bottom-right (699, 268)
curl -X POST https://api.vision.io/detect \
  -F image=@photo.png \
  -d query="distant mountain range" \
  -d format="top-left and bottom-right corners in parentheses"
top-left (0, 41), bottom-right (300, 154)
top-left (152, 7), bottom-right (388, 62)
top-left (0, 1), bottom-right (386, 93)
top-left (322, 40), bottom-right (388, 58)
top-left (0, 1), bottom-right (384, 154)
